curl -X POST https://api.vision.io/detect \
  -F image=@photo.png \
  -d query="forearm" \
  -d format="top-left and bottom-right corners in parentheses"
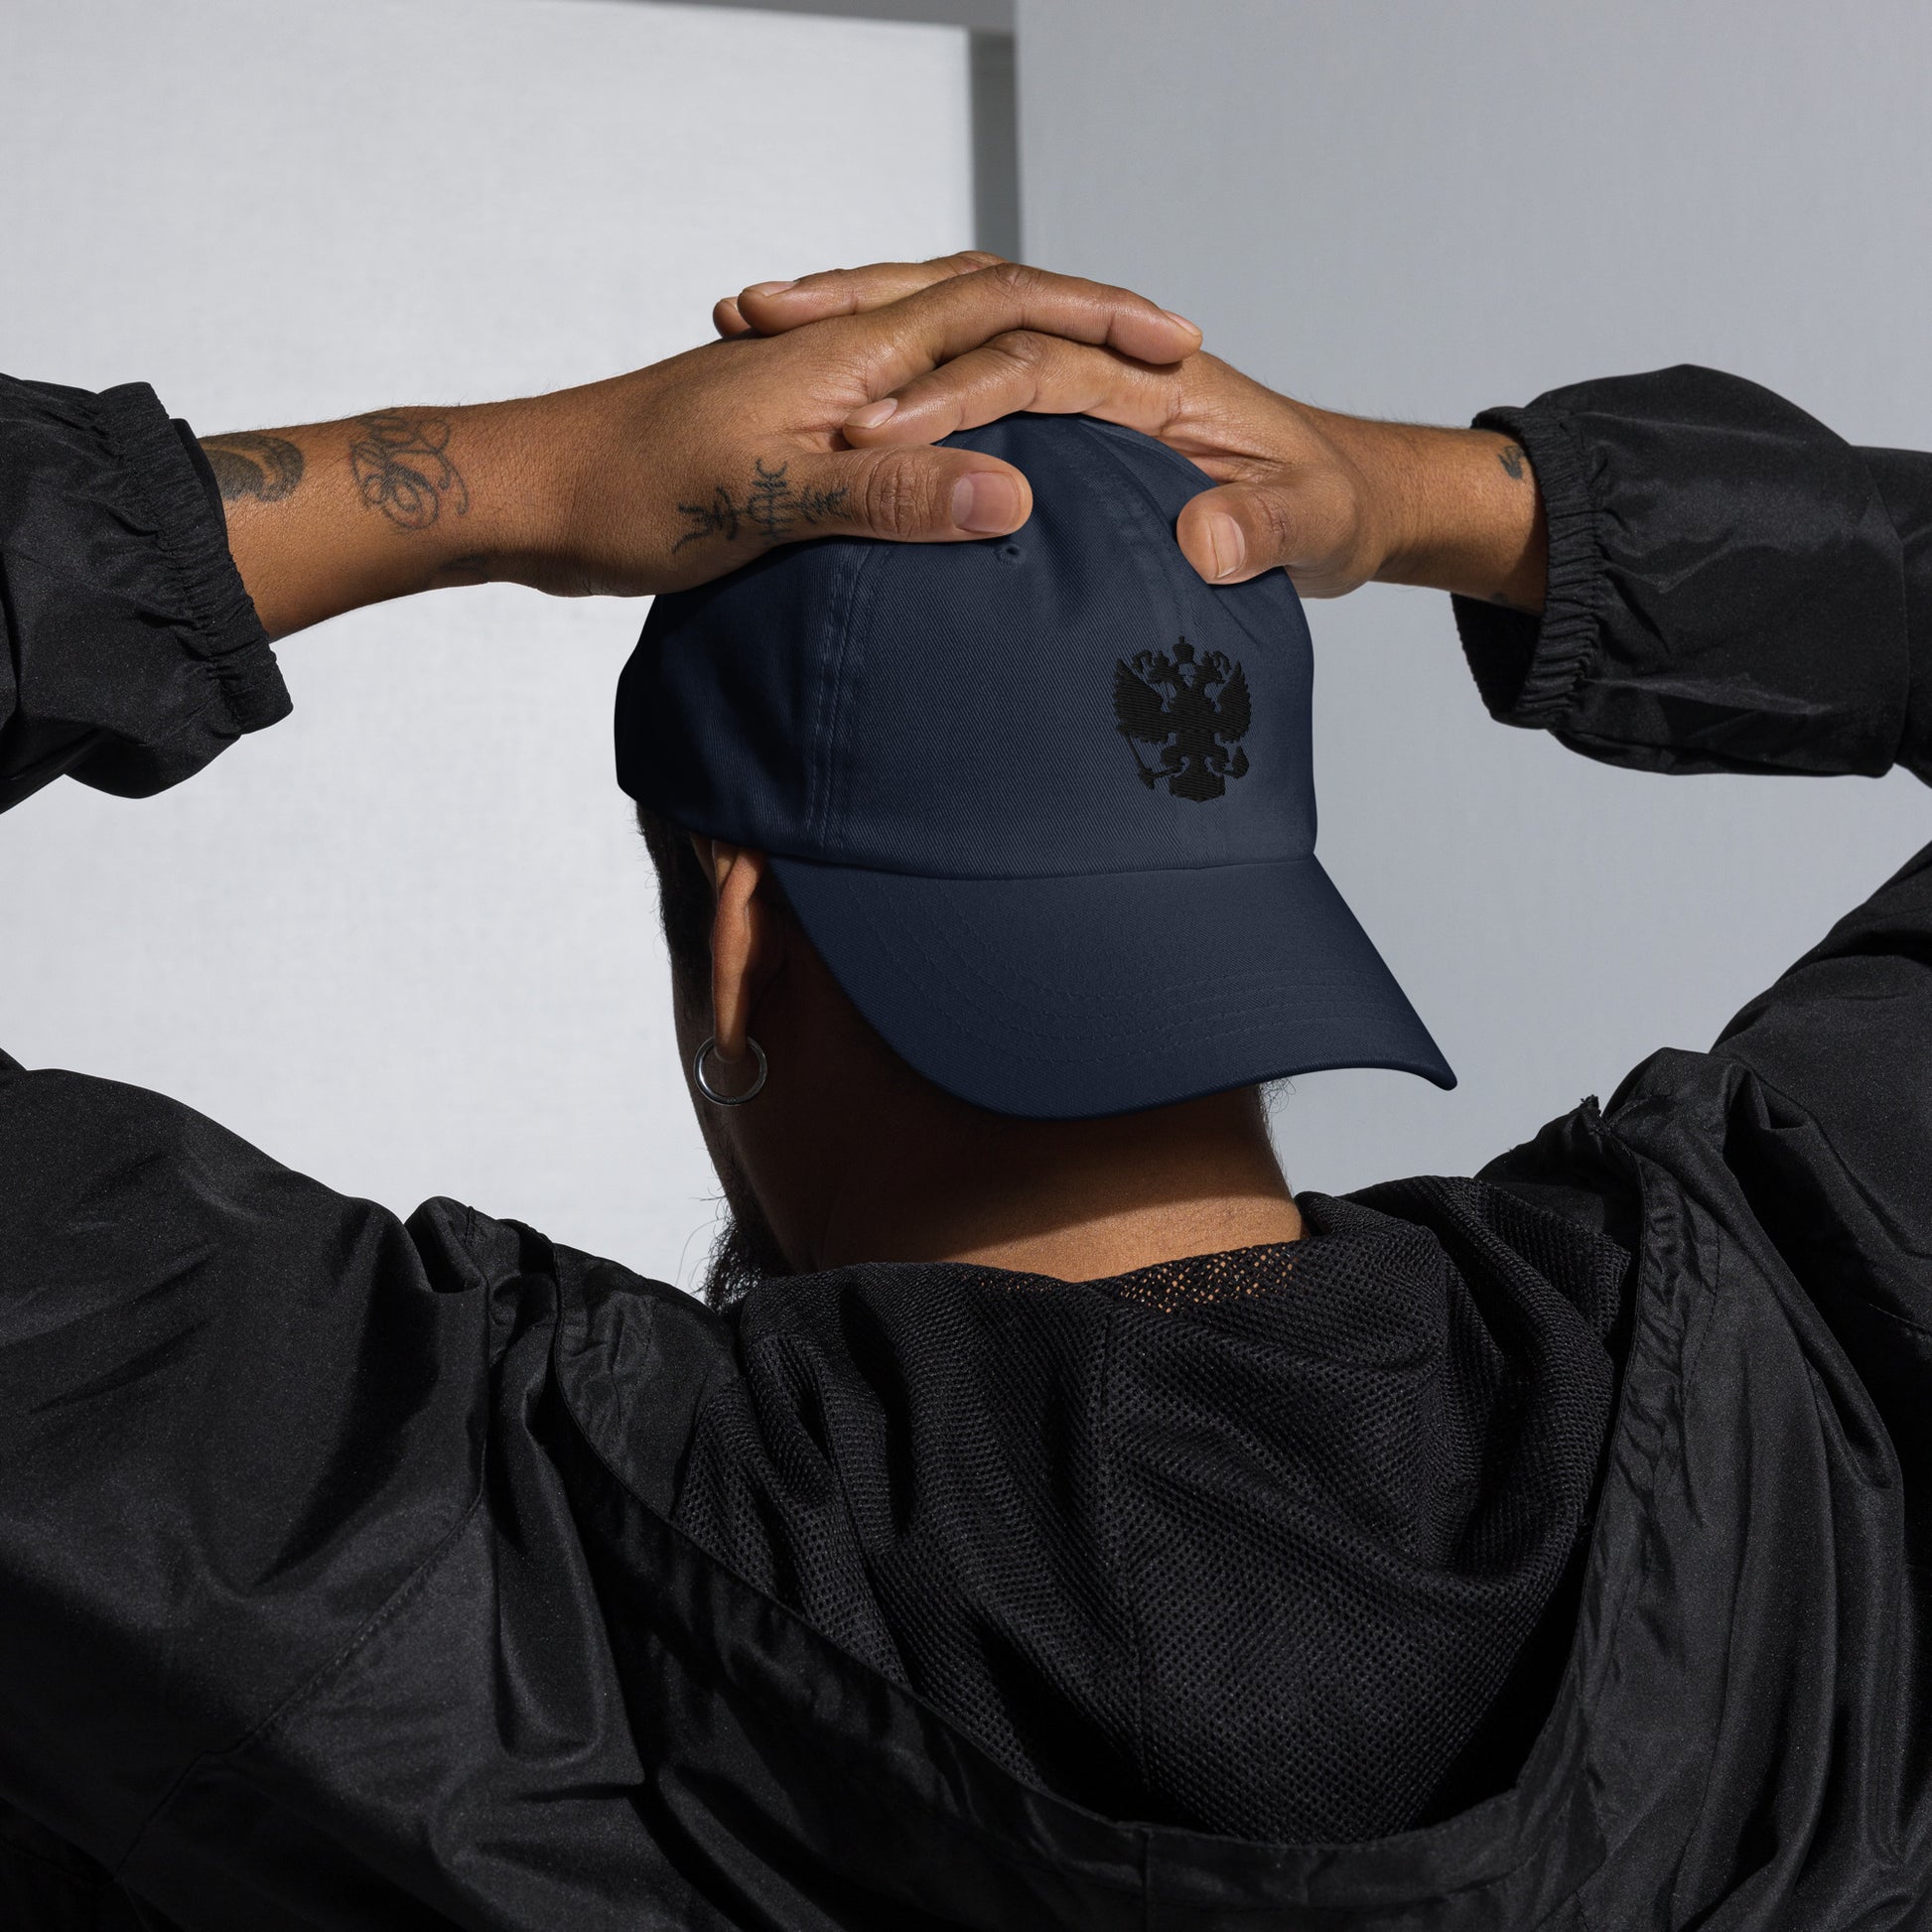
top-left (210, 265), bottom-right (1205, 642)
top-left (205, 396), bottom-right (571, 639)
top-left (1333, 417), bottom-right (1549, 614)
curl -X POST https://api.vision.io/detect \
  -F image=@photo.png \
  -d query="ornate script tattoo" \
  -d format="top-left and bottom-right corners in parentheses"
top-left (348, 412), bottom-right (469, 530)
top-left (1497, 443), bottom-right (1528, 482)
top-left (674, 458), bottom-right (849, 551)
top-left (201, 433), bottom-right (305, 504)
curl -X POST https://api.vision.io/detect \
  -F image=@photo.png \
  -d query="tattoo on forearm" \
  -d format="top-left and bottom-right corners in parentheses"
top-left (674, 458), bottom-right (849, 551)
top-left (348, 412), bottom-right (469, 530)
top-left (202, 432), bottom-right (305, 504)
top-left (1497, 443), bottom-right (1527, 482)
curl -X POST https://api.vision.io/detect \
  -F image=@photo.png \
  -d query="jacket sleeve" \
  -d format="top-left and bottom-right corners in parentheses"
top-left (1454, 364), bottom-right (1932, 782)
top-left (0, 370), bottom-right (289, 813)
top-left (0, 1057), bottom-right (500, 1891)
top-left (1458, 365), bottom-right (1932, 1322)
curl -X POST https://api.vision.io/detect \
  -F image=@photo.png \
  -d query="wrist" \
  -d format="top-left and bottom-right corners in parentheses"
top-left (1344, 418), bottom-right (1547, 612)
top-left (436, 395), bottom-right (577, 590)
top-left (463, 376), bottom-right (666, 598)
top-left (1307, 411), bottom-right (1438, 586)
top-left (209, 395), bottom-right (586, 637)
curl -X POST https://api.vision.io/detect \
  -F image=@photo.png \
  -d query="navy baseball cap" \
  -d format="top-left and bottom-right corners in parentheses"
top-left (615, 414), bottom-right (1452, 1118)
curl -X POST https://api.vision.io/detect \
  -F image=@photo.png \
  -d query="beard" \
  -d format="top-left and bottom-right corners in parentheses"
top-left (700, 1137), bottom-right (793, 1310)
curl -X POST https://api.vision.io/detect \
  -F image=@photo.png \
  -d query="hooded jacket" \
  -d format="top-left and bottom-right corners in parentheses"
top-left (0, 363), bottom-right (1926, 1929)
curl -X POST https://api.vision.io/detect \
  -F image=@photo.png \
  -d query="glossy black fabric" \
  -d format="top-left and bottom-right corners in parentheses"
top-left (1460, 363), bottom-right (1923, 778)
top-left (1, 363), bottom-right (1929, 1928)
top-left (0, 373), bottom-right (284, 811)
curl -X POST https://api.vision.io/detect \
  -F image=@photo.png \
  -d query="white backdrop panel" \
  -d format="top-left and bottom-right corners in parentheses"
top-left (0, 0), bottom-right (973, 1288)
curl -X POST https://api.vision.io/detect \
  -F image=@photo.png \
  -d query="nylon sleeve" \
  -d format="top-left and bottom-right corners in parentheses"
top-left (1450, 364), bottom-right (1926, 780)
top-left (0, 371), bottom-right (289, 813)
top-left (0, 1058), bottom-right (496, 1872)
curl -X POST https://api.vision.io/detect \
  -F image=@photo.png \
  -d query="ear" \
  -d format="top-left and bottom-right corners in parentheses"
top-left (694, 838), bottom-right (784, 1074)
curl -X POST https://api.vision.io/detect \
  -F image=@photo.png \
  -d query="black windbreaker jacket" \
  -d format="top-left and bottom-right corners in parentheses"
top-left (0, 364), bottom-right (1928, 1929)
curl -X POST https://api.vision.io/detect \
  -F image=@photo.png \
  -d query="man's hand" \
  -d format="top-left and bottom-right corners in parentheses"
top-left (210, 258), bottom-right (1202, 637)
top-left (718, 256), bottom-right (1546, 611)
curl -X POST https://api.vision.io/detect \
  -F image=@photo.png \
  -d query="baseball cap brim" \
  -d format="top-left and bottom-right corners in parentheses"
top-left (768, 853), bottom-right (1454, 1120)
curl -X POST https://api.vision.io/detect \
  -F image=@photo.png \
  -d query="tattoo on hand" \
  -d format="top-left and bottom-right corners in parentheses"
top-left (202, 433), bottom-right (305, 504)
top-left (674, 458), bottom-right (849, 552)
top-left (1497, 443), bottom-right (1527, 483)
top-left (348, 412), bottom-right (469, 530)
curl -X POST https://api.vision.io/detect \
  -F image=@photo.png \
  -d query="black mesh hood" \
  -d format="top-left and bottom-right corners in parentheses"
top-left (671, 1178), bottom-right (1630, 1842)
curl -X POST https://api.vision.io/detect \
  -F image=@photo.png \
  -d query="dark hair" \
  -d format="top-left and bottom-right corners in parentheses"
top-left (633, 802), bottom-right (798, 999)
top-left (633, 802), bottom-right (713, 995)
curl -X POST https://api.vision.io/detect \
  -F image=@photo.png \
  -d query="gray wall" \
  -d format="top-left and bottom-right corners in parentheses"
top-left (1019, 0), bottom-right (1932, 1193)
top-left (0, 0), bottom-right (973, 1287)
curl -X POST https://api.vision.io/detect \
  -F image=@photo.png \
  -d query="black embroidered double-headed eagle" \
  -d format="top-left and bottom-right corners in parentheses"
top-left (1113, 638), bottom-right (1252, 801)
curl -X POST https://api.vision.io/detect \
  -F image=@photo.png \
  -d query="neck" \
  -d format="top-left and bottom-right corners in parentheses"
top-left (807, 1087), bottom-right (1303, 1282)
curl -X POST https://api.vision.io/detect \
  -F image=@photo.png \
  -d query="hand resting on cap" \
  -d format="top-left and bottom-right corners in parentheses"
top-left (721, 254), bottom-right (1547, 612)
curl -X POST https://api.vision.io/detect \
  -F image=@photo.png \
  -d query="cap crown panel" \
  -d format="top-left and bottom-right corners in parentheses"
top-left (621, 416), bottom-right (1317, 882)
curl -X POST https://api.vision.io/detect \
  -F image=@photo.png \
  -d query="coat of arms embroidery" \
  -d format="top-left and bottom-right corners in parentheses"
top-left (1113, 638), bottom-right (1252, 801)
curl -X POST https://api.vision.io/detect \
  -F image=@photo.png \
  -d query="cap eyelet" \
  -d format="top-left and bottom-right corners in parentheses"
top-left (995, 542), bottom-right (1026, 567)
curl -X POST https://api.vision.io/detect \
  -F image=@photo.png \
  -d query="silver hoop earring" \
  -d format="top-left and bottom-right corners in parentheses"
top-left (694, 1035), bottom-right (767, 1106)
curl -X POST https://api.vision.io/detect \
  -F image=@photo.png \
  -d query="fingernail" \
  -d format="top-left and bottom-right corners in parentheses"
top-left (846, 397), bottom-right (898, 431)
top-left (1204, 512), bottom-right (1246, 579)
top-left (953, 471), bottom-right (1021, 534)
top-left (1164, 309), bottom-right (1202, 336)
top-left (744, 279), bottom-right (796, 297)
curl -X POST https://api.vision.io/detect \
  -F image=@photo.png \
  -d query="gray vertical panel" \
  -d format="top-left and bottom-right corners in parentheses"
top-left (971, 31), bottom-right (1021, 257)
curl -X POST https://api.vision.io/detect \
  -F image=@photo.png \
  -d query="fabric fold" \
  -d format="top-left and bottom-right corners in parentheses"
top-left (94, 380), bottom-right (288, 736)
top-left (0, 370), bottom-right (290, 812)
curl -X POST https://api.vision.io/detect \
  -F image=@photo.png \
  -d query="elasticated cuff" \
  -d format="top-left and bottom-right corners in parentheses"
top-left (94, 382), bottom-right (291, 737)
top-left (1450, 406), bottom-right (1602, 730)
